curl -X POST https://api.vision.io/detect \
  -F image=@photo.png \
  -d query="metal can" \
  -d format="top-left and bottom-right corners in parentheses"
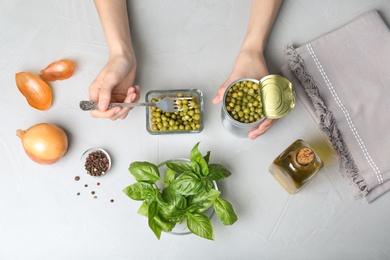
top-left (221, 75), bottom-right (295, 137)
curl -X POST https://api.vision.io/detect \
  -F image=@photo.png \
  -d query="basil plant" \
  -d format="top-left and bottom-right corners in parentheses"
top-left (123, 142), bottom-right (238, 240)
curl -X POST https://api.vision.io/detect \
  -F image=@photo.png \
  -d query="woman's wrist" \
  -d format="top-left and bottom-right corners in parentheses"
top-left (240, 36), bottom-right (266, 56)
top-left (109, 41), bottom-right (134, 59)
top-left (241, 0), bottom-right (283, 54)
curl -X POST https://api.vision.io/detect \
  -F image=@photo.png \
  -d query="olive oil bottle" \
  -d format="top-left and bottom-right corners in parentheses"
top-left (269, 139), bottom-right (323, 194)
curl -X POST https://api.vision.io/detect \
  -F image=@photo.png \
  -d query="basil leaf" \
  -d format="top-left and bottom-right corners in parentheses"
top-left (166, 161), bottom-right (193, 173)
top-left (137, 202), bottom-right (149, 217)
top-left (161, 210), bottom-right (186, 224)
top-left (190, 142), bottom-right (209, 176)
top-left (162, 188), bottom-right (187, 209)
top-left (186, 212), bottom-right (214, 240)
top-left (188, 189), bottom-right (220, 213)
top-left (208, 164), bottom-right (232, 180)
top-left (169, 172), bottom-right (203, 196)
top-left (214, 198), bottom-right (238, 225)
top-left (148, 201), bottom-right (162, 239)
top-left (164, 167), bottom-right (176, 186)
top-left (191, 161), bottom-right (201, 177)
top-left (159, 203), bottom-right (181, 220)
top-left (123, 182), bottom-right (155, 201)
top-left (154, 215), bottom-right (175, 232)
top-left (148, 201), bottom-right (175, 234)
top-left (203, 151), bottom-right (210, 164)
top-left (202, 178), bottom-right (213, 192)
top-left (148, 200), bottom-right (158, 217)
top-left (129, 161), bottom-right (161, 184)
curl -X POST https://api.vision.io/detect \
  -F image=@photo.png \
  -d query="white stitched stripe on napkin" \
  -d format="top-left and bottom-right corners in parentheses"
top-left (306, 43), bottom-right (383, 185)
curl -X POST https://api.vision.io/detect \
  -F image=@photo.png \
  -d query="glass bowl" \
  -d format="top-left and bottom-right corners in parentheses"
top-left (145, 89), bottom-right (204, 135)
top-left (157, 158), bottom-right (217, 235)
top-left (80, 148), bottom-right (112, 177)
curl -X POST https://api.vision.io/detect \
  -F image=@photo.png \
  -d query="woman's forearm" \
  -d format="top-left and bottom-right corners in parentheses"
top-left (241, 0), bottom-right (282, 54)
top-left (93, 0), bottom-right (133, 56)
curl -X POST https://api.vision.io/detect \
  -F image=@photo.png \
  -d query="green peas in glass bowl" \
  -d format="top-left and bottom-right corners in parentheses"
top-left (146, 89), bottom-right (204, 135)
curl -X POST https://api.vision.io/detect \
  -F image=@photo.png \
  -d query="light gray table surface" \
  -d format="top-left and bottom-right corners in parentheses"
top-left (1, 0), bottom-right (390, 259)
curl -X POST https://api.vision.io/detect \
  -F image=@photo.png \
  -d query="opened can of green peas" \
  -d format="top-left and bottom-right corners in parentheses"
top-left (221, 75), bottom-right (295, 137)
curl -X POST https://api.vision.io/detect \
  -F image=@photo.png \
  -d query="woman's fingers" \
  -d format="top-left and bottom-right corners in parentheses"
top-left (248, 118), bottom-right (277, 139)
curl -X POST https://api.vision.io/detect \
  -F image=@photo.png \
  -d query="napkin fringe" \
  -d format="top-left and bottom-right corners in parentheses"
top-left (284, 44), bottom-right (368, 199)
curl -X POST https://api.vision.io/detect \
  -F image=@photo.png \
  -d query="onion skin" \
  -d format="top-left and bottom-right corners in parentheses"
top-left (15, 72), bottom-right (52, 110)
top-left (40, 59), bottom-right (75, 81)
top-left (16, 123), bottom-right (68, 165)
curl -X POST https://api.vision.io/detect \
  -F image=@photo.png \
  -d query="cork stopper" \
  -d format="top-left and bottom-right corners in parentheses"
top-left (296, 147), bottom-right (314, 165)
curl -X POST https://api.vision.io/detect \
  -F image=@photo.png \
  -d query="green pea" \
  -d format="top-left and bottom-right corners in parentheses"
top-left (149, 93), bottom-right (202, 132)
top-left (224, 79), bottom-right (264, 123)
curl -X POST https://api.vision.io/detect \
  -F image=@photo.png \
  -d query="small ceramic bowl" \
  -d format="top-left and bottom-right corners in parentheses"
top-left (80, 148), bottom-right (112, 177)
top-left (146, 89), bottom-right (204, 135)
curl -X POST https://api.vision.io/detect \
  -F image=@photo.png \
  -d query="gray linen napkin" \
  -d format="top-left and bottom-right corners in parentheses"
top-left (280, 11), bottom-right (390, 203)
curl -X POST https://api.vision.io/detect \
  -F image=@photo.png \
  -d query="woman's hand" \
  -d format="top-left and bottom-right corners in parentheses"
top-left (88, 53), bottom-right (139, 120)
top-left (90, 0), bottom-right (137, 120)
top-left (213, 0), bottom-right (282, 139)
top-left (213, 49), bottom-right (277, 139)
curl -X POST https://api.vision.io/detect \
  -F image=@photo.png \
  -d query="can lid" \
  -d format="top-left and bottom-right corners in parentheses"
top-left (259, 75), bottom-right (295, 119)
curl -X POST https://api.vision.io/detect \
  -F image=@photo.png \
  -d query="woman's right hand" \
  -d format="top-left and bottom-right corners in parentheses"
top-left (88, 52), bottom-right (139, 120)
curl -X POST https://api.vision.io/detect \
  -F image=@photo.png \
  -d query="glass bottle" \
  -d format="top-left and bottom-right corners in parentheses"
top-left (269, 139), bottom-right (324, 194)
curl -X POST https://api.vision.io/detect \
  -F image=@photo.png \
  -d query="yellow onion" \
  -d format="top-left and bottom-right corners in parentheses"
top-left (40, 59), bottom-right (75, 81)
top-left (15, 72), bottom-right (52, 110)
top-left (16, 123), bottom-right (68, 165)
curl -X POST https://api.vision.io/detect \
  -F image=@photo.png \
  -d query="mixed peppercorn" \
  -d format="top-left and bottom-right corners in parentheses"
top-left (84, 150), bottom-right (110, 177)
top-left (74, 149), bottom-right (114, 203)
